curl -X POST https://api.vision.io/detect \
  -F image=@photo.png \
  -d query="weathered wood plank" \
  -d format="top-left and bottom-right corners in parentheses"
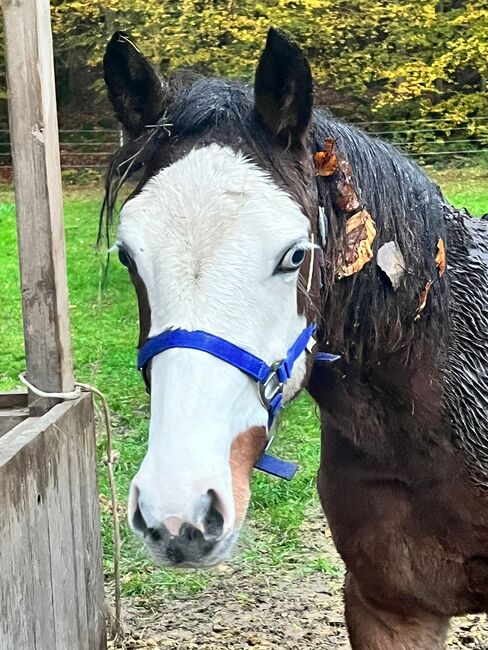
top-left (0, 436), bottom-right (38, 649)
top-left (24, 428), bottom-right (57, 649)
top-left (0, 407), bottom-right (29, 437)
top-left (43, 407), bottom-right (84, 648)
top-left (3, 0), bottom-right (73, 415)
top-left (67, 397), bottom-right (91, 650)
top-left (78, 400), bottom-right (107, 649)
top-left (0, 391), bottom-right (28, 409)
top-left (0, 396), bottom-right (106, 650)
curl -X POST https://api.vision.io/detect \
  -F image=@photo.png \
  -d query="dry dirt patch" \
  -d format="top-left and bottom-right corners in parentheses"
top-left (111, 507), bottom-right (488, 649)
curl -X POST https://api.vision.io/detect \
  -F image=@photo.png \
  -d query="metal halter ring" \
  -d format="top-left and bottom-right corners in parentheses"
top-left (258, 361), bottom-right (284, 410)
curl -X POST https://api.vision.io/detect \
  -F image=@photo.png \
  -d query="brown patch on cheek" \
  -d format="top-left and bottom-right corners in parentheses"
top-left (230, 427), bottom-right (267, 524)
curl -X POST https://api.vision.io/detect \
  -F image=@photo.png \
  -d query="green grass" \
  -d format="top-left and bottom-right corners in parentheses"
top-left (428, 165), bottom-right (488, 216)
top-left (0, 166), bottom-right (486, 602)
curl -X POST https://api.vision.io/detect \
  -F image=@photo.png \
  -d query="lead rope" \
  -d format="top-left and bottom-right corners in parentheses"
top-left (18, 373), bottom-right (123, 643)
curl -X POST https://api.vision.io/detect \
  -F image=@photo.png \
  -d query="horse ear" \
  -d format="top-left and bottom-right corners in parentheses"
top-left (103, 31), bottom-right (166, 138)
top-left (254, 28), bottom-right (313, 148)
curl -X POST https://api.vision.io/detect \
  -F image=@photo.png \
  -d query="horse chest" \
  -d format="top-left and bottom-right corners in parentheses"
top-left (311, 364), bottom-right (488, 615)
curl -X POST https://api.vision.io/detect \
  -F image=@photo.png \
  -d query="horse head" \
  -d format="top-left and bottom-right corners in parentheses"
top-left (103, 29), bottom-right (320, 567)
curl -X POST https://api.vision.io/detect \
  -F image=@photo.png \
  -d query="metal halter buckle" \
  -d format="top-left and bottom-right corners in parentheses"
top-left (258, 361), bottom-right (284, 410)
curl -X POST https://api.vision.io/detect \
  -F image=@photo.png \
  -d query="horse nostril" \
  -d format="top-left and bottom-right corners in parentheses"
top-left (204, 490), bottom-right (224, 539)
top-left (147, 527), bottom-right (162, 542)
top-left (180, 522), bottom-right (205, 544)
top-left (132, 502), bottom-right (148, 533)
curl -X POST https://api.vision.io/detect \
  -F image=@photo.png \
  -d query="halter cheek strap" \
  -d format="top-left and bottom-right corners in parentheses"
top-left (137, 323), bottom-right (339, 480)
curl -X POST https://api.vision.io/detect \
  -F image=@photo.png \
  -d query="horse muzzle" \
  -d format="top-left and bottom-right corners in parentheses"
top-left (128, 479), bottom-right (237, 567)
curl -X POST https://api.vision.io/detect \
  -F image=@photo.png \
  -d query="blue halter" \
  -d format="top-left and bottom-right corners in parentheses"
top-left (137, 323), bottom-right (339, 480)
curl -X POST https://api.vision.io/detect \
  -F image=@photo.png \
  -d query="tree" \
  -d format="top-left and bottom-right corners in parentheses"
top-left (15, 1), bottom-right (488, 141)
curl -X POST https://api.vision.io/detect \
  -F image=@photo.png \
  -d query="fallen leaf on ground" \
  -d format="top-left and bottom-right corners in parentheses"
top-left (377, 241), bottom-right (406, 290)
top-left (337, 210), bottom-right (377, 278)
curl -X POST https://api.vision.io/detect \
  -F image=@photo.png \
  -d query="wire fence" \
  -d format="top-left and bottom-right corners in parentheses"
top-left (352, 116), bottom-right (488, 159)
top-left (0, 117), bottom-right (486, 171)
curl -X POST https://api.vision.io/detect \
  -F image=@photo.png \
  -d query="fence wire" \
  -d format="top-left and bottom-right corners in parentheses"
top-left (0, 118), bottom-right (486, 170)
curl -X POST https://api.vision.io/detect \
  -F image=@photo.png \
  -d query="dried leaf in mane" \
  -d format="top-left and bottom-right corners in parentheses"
top-left (414, 279), bottom-right (434, 320)
top-left (336, 158), bottom-right (362, 213)
top-left (413, 239), bottom-right (446, 320)
top-left (336, 210), bottom-right (376, 279)
top-left (435, 238), bottom-right (446, 277)
top-left (377, 241), bottom-right (406, 290)
top-left (314, 138), bottom-right (338, 176)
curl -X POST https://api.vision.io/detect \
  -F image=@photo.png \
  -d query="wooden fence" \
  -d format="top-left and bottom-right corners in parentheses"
top-left (0, 1), bottom-right (106, 647)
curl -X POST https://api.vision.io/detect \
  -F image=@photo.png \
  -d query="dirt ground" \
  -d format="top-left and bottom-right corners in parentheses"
top-left (111, 507), bottom-right (488, 650)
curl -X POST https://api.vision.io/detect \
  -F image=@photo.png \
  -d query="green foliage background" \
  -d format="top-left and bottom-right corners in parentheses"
top-left (47, 0), bottom-right (487, 130)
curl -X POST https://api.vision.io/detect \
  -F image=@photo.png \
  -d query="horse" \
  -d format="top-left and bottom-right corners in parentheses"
top-left (101, 28), bottom-right (488, 649)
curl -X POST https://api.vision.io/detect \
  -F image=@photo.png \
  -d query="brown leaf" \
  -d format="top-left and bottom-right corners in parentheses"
top-left (336, 179), bottom-right (361, 213)
top-left (313, 138), bottom-right (338, 176)
top-left (335, 158), bottom-right (361, 213)
top-left (414, 280), bottom-right (433, 320)
top-left (337, 210), bottom-right (377, 278)
top-left (338, 159), bottom-right (353, 177)
top-left (435, 238), bottom-right (446, 277)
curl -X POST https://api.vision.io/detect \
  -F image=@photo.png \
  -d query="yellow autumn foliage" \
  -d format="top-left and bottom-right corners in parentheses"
top-left (46, 0), bottom-right (487, 133)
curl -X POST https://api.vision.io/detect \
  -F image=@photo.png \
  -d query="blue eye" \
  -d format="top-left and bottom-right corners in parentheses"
top-left (291, 249), bottom-right (306, 265)
top-left (278, 245), bottom-right (307, 272)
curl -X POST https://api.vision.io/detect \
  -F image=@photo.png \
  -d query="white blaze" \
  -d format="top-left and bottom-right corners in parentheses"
top-left (118, 144), bottom-right (311, 539)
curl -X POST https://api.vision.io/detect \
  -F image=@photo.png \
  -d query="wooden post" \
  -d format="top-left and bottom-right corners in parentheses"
top-left (3, 0), bottom-right (74, 414)
top-left (0, 396), bottom-right (107, 650)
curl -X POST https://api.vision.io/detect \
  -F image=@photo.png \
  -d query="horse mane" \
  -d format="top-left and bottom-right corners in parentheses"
top-left (99, 74), bottom-right (451, 368)
top-left (311, 115), bottom-right (450, 366)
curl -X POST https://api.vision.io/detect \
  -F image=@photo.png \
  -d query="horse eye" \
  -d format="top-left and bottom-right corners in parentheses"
top-left (118, 248), bottom-right (133, 270)
top-left (278, 245), bottom-right (307, 273)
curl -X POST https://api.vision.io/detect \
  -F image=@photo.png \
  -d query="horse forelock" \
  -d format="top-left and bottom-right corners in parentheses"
top-left (99, 75), bottom-right (316, 246)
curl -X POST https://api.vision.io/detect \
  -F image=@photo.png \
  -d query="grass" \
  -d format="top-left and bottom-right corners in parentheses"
top-left (0, 165), bottom-right (487, 602)
top-left (427, 165), bottom-right (488, 216)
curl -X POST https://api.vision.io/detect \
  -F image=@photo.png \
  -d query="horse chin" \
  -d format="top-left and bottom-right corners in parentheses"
top-left (143, 529), bottom-right (240, 570)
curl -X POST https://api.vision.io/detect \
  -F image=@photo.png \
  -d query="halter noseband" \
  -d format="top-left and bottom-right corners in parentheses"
top-left (137, 324), bottom-right (320, 480)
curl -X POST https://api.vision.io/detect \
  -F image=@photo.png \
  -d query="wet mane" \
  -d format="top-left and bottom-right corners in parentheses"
top-left (311, 114), bottom-right (449, 365)
top-left (100, 73), bottom-right (450, 368)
